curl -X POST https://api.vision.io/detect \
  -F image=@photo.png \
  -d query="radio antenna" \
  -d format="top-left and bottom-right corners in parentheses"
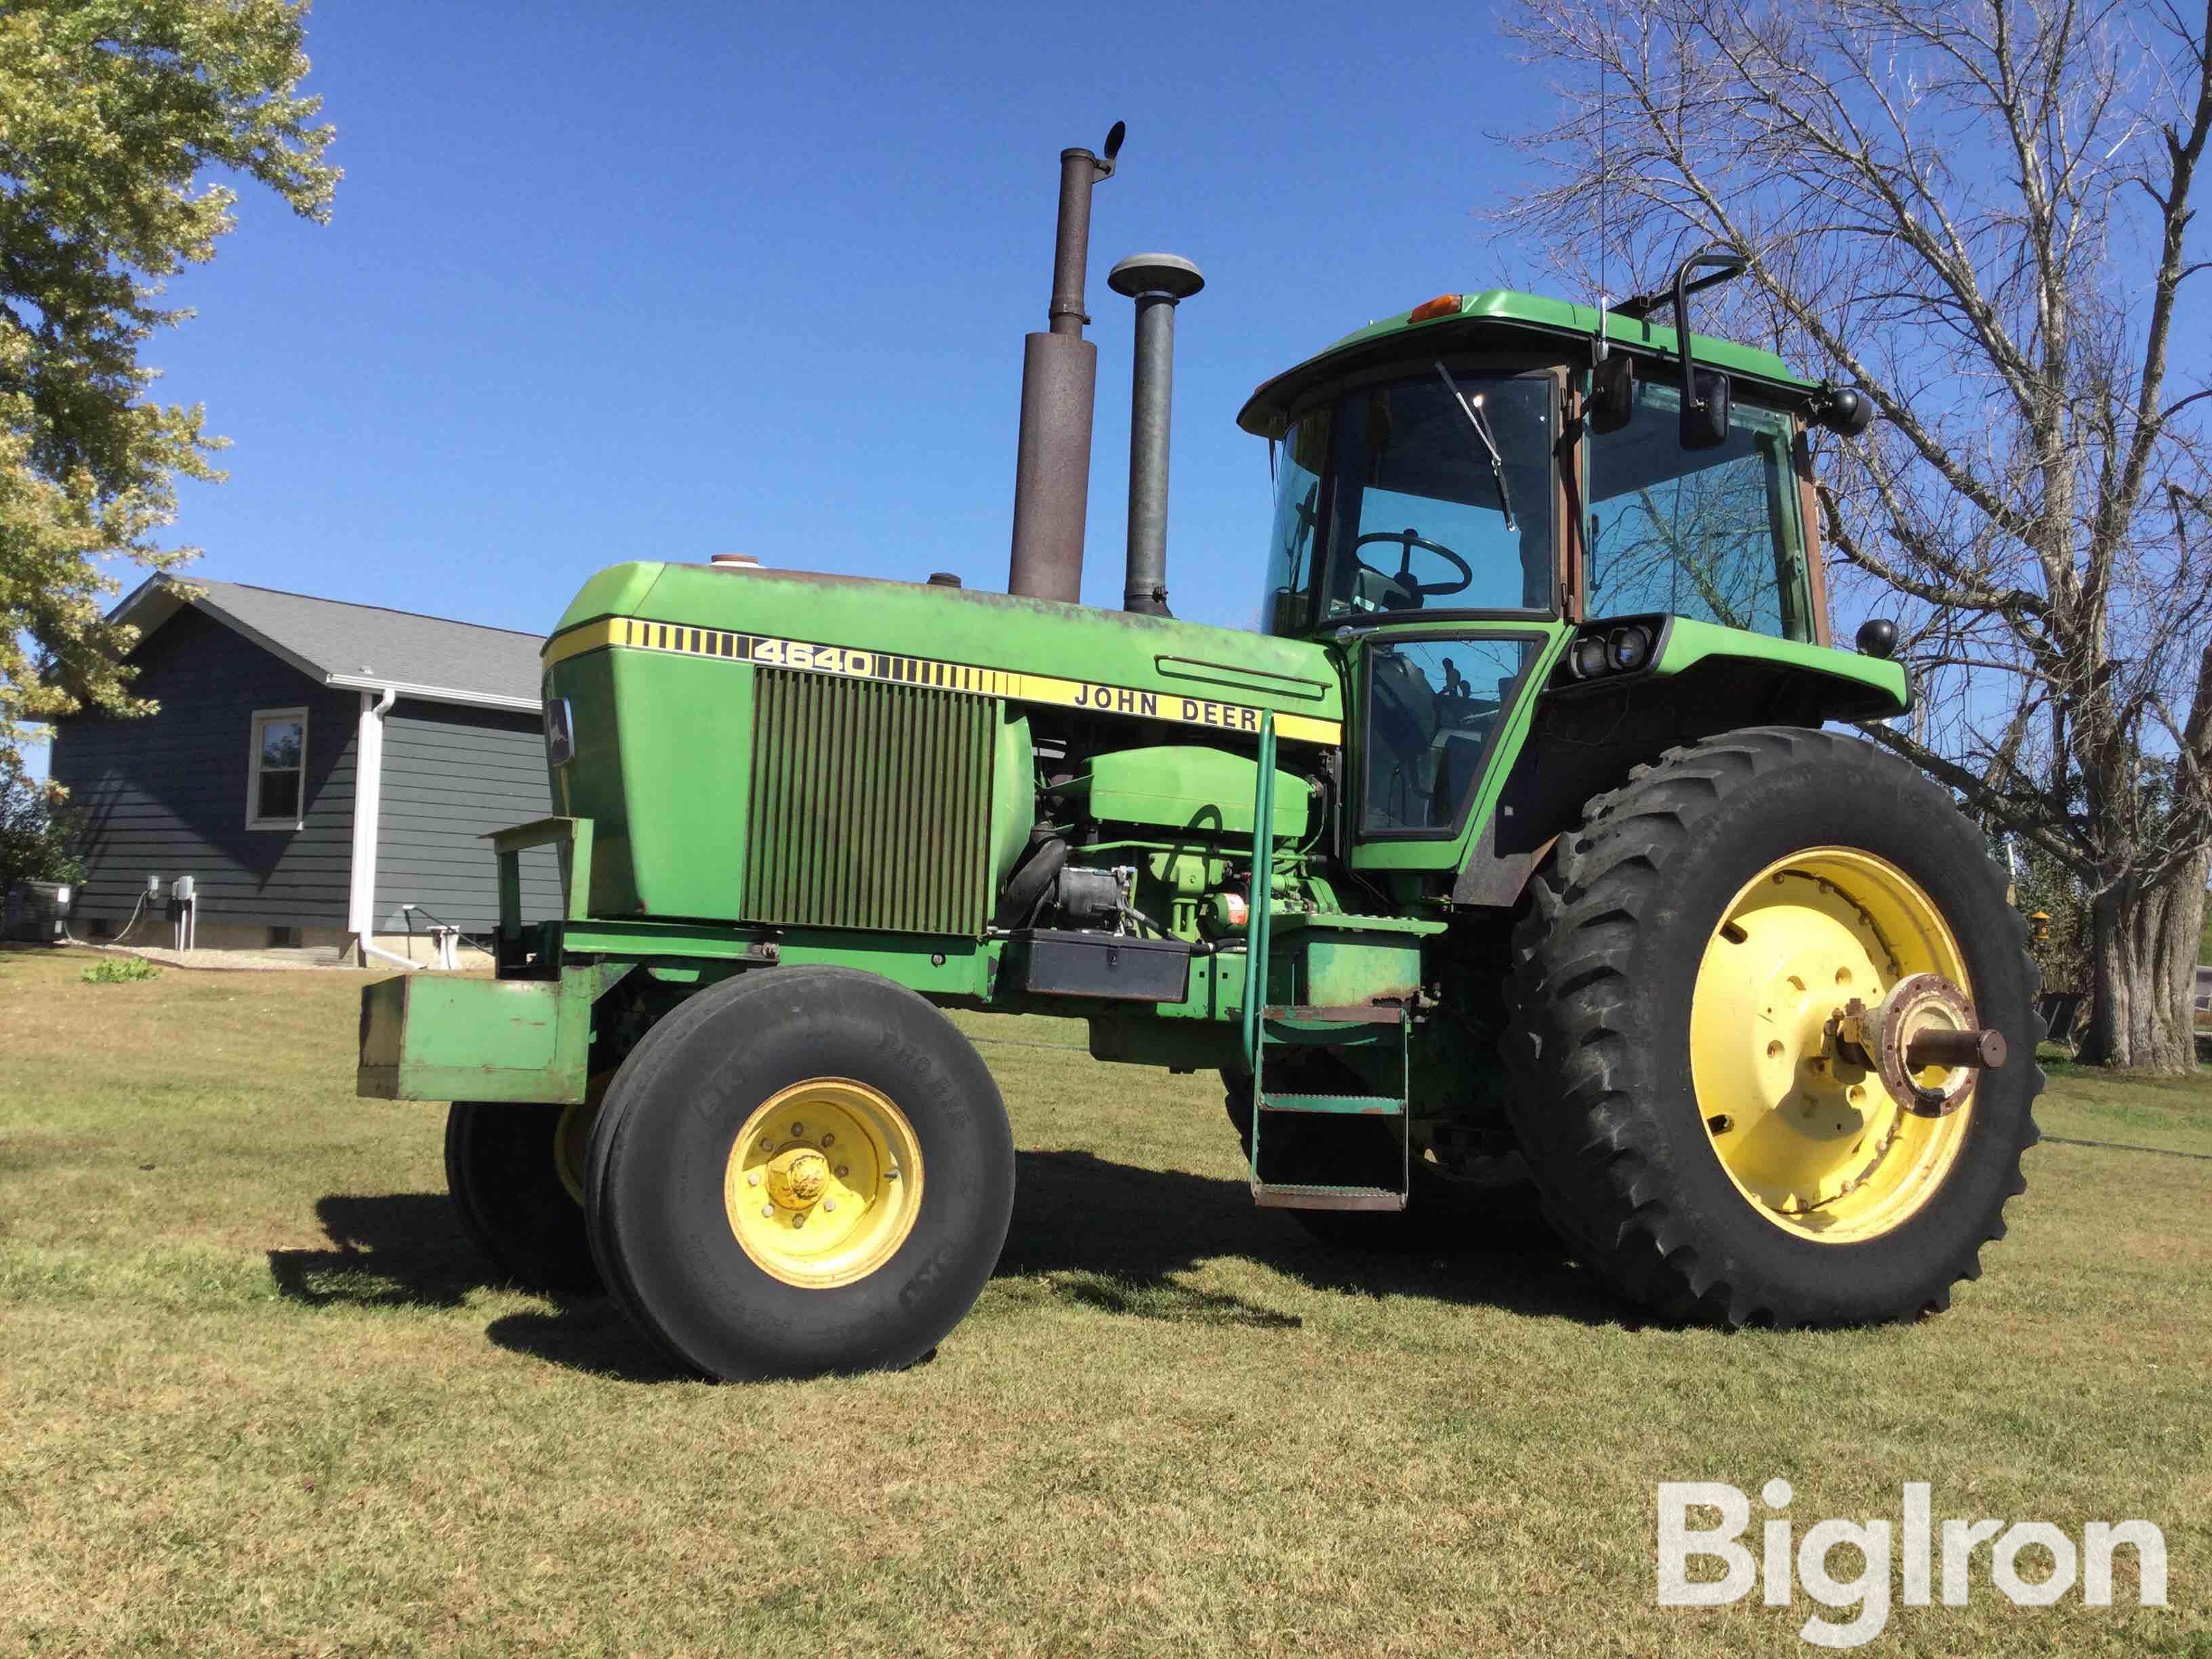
top-left (1595, 56), bottom-right (1610, 365)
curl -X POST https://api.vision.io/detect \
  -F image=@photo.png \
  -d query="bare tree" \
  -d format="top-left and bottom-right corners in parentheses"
top-left (1496, 0), bottom-right (2212, 1070)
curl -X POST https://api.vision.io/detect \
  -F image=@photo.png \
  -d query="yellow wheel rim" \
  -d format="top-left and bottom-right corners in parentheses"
top-left (723, 1078), bottom-right (924, 1288)
top-left (1690, 848), bottom-right (1976, 1244)
top-left (552, 1071), bottom-right (613, 1207)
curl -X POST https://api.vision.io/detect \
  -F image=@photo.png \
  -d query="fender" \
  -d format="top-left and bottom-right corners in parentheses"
top-left (1450, 622), bottom-right (1910, 910)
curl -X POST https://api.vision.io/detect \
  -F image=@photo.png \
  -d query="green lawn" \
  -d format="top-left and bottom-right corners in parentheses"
top-left (1, 944), bottom-right (2205, 1656)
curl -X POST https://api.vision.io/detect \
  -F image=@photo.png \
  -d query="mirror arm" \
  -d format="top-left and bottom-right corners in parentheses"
top-left (1671, 246), bottom-right (1747, 422)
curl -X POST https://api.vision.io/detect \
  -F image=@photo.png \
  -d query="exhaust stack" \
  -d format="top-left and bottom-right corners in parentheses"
top-left (1006, 123), bottom-right (1124, 604)
top-left (1107, 252), bottom-right (1204, 617)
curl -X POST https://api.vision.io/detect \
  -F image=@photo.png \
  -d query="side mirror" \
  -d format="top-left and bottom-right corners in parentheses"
top-left (1681, 369), bottom-right (1732, 450)
top-left (1586, 354), bottom-right (1633, 435)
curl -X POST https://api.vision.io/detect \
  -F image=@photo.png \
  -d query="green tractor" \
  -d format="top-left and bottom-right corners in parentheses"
top-left (359, 130), bottom-right (2039, 1380)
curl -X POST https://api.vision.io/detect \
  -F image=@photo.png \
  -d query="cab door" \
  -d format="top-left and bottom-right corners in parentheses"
top-left (1353, 630), bottom-right (1547, 849)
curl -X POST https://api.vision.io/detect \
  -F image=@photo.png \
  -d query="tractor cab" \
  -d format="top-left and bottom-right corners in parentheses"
top-left (1237, 285), bottom-right (1876, 866)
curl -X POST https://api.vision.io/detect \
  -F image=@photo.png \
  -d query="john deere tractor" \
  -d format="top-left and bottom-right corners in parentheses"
top-left (358, 129), bottom-right (2039, 1380)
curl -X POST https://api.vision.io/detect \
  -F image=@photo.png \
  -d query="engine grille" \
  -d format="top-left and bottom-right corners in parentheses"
top-left (741, 668), bottom-right (996, 937)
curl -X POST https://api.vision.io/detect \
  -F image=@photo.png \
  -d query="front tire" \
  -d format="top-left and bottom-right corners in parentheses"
top-left (445, 1099), bottom-right (601, 1294)
top-left (586, 967), bottom-right (1015, 1381)
top-left (1503, 727), bottom-right (2041, 1328)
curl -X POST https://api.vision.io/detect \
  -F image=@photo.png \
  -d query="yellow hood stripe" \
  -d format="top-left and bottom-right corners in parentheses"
top-left (543, 617), bottom-right (1342, 745)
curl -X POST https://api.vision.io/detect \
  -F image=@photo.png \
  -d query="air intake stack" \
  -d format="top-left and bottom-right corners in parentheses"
top-left (1108, 252), bottom-right (1204, 617)
top-left (1006, 123), bottom-right (1124, 604)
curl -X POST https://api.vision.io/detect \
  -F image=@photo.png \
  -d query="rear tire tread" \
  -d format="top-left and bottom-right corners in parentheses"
top-left (1502, 726), bottom-right (2044, 1330)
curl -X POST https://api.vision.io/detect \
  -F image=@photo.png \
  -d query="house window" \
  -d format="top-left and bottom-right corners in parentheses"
top-left (247, 707), bottom-right (308, 830)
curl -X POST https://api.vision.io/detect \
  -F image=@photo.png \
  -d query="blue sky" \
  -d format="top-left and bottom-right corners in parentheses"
top-left (123, 4), bottom-right (1568, 628)
top-left (25, 3), bottom-right (1580, 778)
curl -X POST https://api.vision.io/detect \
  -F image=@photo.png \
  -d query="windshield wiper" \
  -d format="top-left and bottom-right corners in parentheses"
top-left (1434, 360), bottom-right (1517, 532)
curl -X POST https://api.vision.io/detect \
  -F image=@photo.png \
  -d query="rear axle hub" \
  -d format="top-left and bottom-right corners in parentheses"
top-left (1837, 972), bottom-right (2005, 1118)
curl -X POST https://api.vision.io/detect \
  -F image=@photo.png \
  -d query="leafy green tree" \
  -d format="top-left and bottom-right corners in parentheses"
top-left (0, 0), bottom-right (337, 771)
top-left (0, 754), bottom-right (81, 891)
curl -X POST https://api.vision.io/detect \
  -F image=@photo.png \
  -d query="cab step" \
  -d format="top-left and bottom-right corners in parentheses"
top-left (1251, 1183), bottom-right (1408, 1212)
top-left (1258, 1092), bottom-right (1405, 1116)
top-left (1257, 1006), bottom-right (1407, 1048)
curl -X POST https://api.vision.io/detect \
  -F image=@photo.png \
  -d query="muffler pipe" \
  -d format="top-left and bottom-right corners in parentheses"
top-left (1108, 252), bottom-right (1205, 617)
top-left (1007, 124), bottom-right (1124, 605)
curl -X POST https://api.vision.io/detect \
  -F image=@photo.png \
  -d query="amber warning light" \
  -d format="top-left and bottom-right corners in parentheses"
top-left (1408, 294), bottom-right (1462, 324)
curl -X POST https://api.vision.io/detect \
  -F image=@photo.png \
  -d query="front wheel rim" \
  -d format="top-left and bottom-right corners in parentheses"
top-left (1689, 848), bottom-right (1978, 1244)
top-left (722, 1078), bottom-right (924, 1288)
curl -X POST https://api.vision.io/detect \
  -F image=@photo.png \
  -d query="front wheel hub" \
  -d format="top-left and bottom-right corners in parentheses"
top-left (722, 1078), bottom-right (924, 1289)
top-left (763, 1146), bottom-right (833, 1210)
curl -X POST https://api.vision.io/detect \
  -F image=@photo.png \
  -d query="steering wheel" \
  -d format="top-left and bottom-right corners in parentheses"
top-left (1351, 527), bottom-right (1475, 600)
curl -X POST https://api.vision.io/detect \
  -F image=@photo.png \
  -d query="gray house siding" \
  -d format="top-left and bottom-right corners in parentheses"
top-left (372, 701), bottom-right (560, 934)
top-left (49, 607), bottom-right (359, 929)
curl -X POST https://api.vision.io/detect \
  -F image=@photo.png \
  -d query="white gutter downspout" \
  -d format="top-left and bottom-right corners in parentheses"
top-left (348, 687), bottom-right (417, 970)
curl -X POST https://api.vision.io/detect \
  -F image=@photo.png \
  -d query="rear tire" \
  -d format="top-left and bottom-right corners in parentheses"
top-left (445, 1100), bottom-right (601, 1294)
top-left (1503, 727), bottom-right (2041, 1328)
top-left (586, 967), bottom-right (1015, 1381)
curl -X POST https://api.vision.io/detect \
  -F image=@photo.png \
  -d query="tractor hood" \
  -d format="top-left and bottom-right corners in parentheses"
top-left (544, 561), bottom-right (1345, 742)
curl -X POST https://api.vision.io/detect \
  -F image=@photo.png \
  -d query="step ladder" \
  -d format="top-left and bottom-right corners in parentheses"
top-left (1242, 716), bottom-right (1411, 1212)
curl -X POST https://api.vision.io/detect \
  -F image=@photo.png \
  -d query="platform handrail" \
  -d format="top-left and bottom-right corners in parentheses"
top-left (1242, 716), bottom-right (1277, 1071)
top-left (483, 815), bottom-right (596, 929)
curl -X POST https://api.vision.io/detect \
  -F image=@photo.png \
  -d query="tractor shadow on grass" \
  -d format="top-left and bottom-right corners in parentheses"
top-left (267, 1193), bottom-right (487, 1311)
top-left (266, 1149), bottom-right (1621, 1384)
top-left (999, 1149), bottom-right (1620, 1332)
top-left (266, 1193), bottom-right (694, 1382)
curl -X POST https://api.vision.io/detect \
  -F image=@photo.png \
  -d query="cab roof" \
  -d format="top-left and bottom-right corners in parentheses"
top-left (1236, 287), bottom-right (1822, 440)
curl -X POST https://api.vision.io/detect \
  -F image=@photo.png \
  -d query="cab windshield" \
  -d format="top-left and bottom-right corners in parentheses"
top-left (1262, 371), bottom-right (1556, 635)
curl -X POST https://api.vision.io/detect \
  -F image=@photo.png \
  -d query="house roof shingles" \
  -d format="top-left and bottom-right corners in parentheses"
top-left (113, 575), bottom-right (544, 711)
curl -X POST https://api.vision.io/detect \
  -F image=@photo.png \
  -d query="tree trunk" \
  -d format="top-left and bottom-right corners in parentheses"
top-left (2078, 854), bottom-right (2211, 1071)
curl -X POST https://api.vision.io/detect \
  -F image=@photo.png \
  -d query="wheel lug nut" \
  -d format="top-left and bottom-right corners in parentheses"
top-left (821, 1132), bottom-right (834, 1147)
top-left (835, 1164), bottom-right (848, 1178)
top-left (792, 1213), bottom-right (806, 1228)
top-left (747, 1171), bottom-right (760, 1187)
top-left (760, 1204), bottom-right (773, 1218)
top-left (885, 1167), bottom-right (900, 1181)
top-left (822, 1198), bottom-right (836, 1212)
top-left (792, 1122), bottom-right (805, 1136)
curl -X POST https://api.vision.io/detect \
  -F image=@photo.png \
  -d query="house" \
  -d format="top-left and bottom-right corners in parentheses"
top-left (47, 575), bottom-right (560, 962)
